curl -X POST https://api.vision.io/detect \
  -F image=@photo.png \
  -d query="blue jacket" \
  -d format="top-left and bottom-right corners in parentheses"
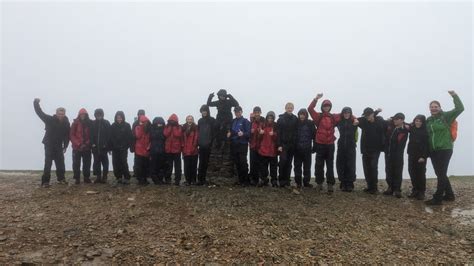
top-left (230, 117), bottom-right (251, 144)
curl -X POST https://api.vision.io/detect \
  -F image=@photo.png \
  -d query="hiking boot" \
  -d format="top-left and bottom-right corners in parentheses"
top-left (327, 184), bottom-right (334, 194)
top-left (94, 176), bottom-right (102, 184)
top-left (41, 183), bottom-right (50, 188)
top-left (316, 184), bottom-right (323, 192)
top-left (425, 198), bottom-right (442, 206)
top-left (415, 193), bottom-right (425, 200)
top-left (122, 179), bottom-right (130, 185)
top-left (74, 178), bottom-right (80, 185)
top-left (408, 191), bottom-right (417, 198)
top-left (394, 191), bottom-right (402, 198)
top-left (303, 183), bottom-right (313, 188)
top-left (443, 195), bottom-right (455, 202)
top-left (84, 178), bottom-right (92, 184)
top-left (57, 180), bottom-right (68, 185)
top-left (101, 176), bottom-right (108, 184)
top-left (383, 189), bottom-right (393, 196)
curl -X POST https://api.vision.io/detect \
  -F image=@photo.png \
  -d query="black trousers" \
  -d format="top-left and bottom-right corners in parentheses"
top-left (93, 152), bottom-right (109, 178)
top-left (249, 149), bottom-right (261, 184)
top-left (184, 155), bottom-right (198, 184)
top-left (315, 144), bottom-right (335, 185)
top-left (294, 149), bottom-right (312, 185)
top-left (198, 146), bottom-right (211, 183)
top-left (42, 145), bottom-right (66, 184)
top-left (384, 152), bottom-right (391, 189)
top-left (408, 155), bottom-right (426, 194)
top-left (134, 155), bottom-right (150, 183)
top-left (430, 149), bottom-right (454, 201)
top-left (278, 148), bottom-right (294, 187)
top-left (259, 155), bottom-right (278, 185)
top-left (166, 153), bottom-right (182, 184)
top-left (336, 146), bottom-right (356, 188)
top-left (151, 153), bottom-right (167, 183)
top-left (387, 154), bottom-right (404, 192)
top-left (362, 151), bottom-right (380, 191)
top-left (112, 149), bottom-right (131, 180)
top-left (230, 142), bottom-right (249, 185)
top-left (73, 150), bottom-right (91, 180)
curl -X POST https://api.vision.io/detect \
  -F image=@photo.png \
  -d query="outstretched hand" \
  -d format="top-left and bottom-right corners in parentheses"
top-left (34, 98), bottom-right (40, 103)
top-left (209, 92), bottom-right (215, 98)
top-left (376, 108), bottom-right (382, 113)
top-left (315, 93), bottom-right (323, 100)
top-left (448, 90), bottom-right (457, 96)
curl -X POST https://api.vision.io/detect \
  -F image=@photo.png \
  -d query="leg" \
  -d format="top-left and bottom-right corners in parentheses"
top-left (269, 157), bottom-right (278, 186)
top-left (302, 150), bottom-right (312, 186)
top-left (314, 144), bottom-right (325, 185)
top-left (42, 146), bottom-right (54, 185)
top-left (83, 151), bottom-right (92, 182)
top-left (174, 154), bottom-right (182, 185)
top-left (93, 152), bottom-right (101, 182)
top-left (54, 148), bottom-right (66, 182)
top-left (72, 150), bottom-right (81, 182)
top-left (325, 144), bottom-right (336, 185)
top-left (384, 152), bottom-right (391, 189)
top-left (198, 147), bottom-right (211, 184)
top-left (336, 147), bottom-right (345, 187)
top-left (293, 151), bottom-right (303, 186)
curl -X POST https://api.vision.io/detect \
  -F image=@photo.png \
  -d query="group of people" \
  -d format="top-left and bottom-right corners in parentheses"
top-left (33, 89), bottom-right (464, 206)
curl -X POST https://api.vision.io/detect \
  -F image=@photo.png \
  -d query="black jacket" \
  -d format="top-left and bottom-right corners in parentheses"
top-left (295, 109), bottom-right (315, 152)
top-left (337, 107), bottom-right (358, 149)
top-left (150, 117), bottom-right (166, 155)
top-left (358, 115), bottom-right (386, 154)
top-left (407, 126), bottom-right (429, 160)
top-left (207, 93), bottom-right (239, 124)
top-left (34, 101), bottom-right (70, 149)
top-left (109, 111), bottom-right (133, 151)
top-left (90, 119), bottom-right (111, 154)
top-left (388, 126), bottom-right (409, 158)
top-left (277, 112), bottom-right (298, 150)
top-left (198, 115), bottom-right (217, 149)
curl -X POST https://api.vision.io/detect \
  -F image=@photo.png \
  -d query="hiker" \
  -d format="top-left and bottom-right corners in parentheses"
top-left (258, 111), bottom-right (279, 187)
top-left (425, 90), bottom-right (464, 205)
top-left (197, 105), bottom-right (217, 186)
top-left (70, 108), bottom-right (92, 184)
top-left (183, 115), bottom-right (199, 185)
top-left (90, 108), bottom-right (111, 184)
top-left (383, 113), bottom-right (409, 198)
top-left (336, 107), bottom-right (359, 192)
top-left (227, 106), bottom-right (251, 186)
top-left (33, 98), bottom-right (70, 187)
top-left (276, 102), bottom-right (298, 188)
top-left (150, 117), bottom-right (167, 185)
top-left (109, 111), bottom-right (133, 185)
top-left (294, 108), bottom-right (315, 188)
top-left (164, 114), bottom-right (183, 186)
top-left (357, 107), bottom-right (386, 194)
top-left (407, 114), bottom-right (429, 200)
top-left (307, 93), bottom-right (346, 193)
top-left (133, 115), bottom-right (151, 185)
top-left (249, 106), bottom-right (265, 186)
top-left (207, 89), bottom-right (239, 148)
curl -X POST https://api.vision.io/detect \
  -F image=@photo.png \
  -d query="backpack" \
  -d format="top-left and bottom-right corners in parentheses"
top-left (442, 116), bottom-right (458, 142)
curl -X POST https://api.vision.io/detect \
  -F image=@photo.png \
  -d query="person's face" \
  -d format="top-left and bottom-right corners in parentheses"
top-left (219, 95), bottom-right (226, 100)
top-left (96, 115), bottom-right (103, 120)
top-left (201, 111), bottom-right (208, 117)
top-left (267, 116), bottom-right (274, 124)
top-left (116, 115), bottom-right (123, 124)
top-left (79, 113), bottom-right (87, 120)
top-left (322, 105), bottom-right (331, 113)
top-left (56, 110), bottom-right (65, 121)
top-left (254, 111), bottom-right (261, 119)
top-left (299, 113), bottom-right (306, 121)
top-left (430, 102), bottom-right (441, 115)
top-left (343, 112), bottom-right (351, 120)
top-left (414, 119), bottom-right (423, 128)
top-left (234, 111), bottom-right (242, 118)
top-left (393, 118), bottom-right (404, 127)
top-left (186, 116), bottom-right (194, 124)
top-left (285, 105), bottom-right (294, 114)
top-left (367, 113), bottom-right (375, 123)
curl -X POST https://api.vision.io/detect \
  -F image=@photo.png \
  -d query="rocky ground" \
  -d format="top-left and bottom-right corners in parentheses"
top-left (0, 171), bottom-right (472, 264)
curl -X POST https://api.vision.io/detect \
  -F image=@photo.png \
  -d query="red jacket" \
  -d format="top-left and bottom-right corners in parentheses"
top-left (134, 116), bottom-right (151, 157)
top-left (182, 123), bottom-right (199, 156)
top-left (258, 123), bottom-right (278, 157)
top-left (70, 108), bottom-right (92, 151)
top-left (250, 117), bottom-right (265, 150)
top-left (308, 99), bottom-right (342, 145)
top-left (164, 114), bottom-right (183, 154)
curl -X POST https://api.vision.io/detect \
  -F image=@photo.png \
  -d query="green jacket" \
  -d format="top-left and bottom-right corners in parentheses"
top-left (426, 95), bottom-right (464, 152)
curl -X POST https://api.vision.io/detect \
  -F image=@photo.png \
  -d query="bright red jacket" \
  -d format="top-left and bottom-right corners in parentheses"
top-left (70, 108), bottom-right (92, 151)
top-left (134, 116), bottom-right (151, 157)
top-left (164, 114), bottom-right (183, 154)
top-left (308, 99), bottom-right (343, 145)
top-left (182, 124), bottom-right (199, 156)
top-left (258, 123), bottom-right (278, 157)
top-left (250, 117), bottom-right (265, 150)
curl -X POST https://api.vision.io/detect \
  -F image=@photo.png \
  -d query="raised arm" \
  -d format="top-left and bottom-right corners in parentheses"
top-left (444, 91), bottom-right (464, 124)
top-left (207, 93), bottom-right (218, 107)
top-left (33, 98), bottom-right (52, 123)
top-left (307, 93), bottom-right (323, 122)
top-left (227, 94), bottom-right (239, 107)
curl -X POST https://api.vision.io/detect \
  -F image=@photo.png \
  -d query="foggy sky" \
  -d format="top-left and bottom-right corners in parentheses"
top-left (1, 1), bottom-right (472, 177)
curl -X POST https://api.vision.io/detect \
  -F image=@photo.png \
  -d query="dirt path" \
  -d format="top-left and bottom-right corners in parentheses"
top-left (0, 171), bottom-right (472, 264)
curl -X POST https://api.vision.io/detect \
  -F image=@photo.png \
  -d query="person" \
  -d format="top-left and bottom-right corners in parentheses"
top-left (336, 107), bottom-right (359, 192)
top-left (33, 98), bottom-right (70, 188)
top-left (164, 114), bottom-right (183, 186)
top-left (197, 105), bottom-right (217, 186)
top-left (207, 89), bottom-right (239, 148)
top-left (227, 106), bottom-right (251, 186)
top-left (307, 93), bottom-right (346, 193)
top-left (70, 108), bottom-right (92, 184)
top-left (276, 102), bottom-right (298, 188)
top-left (258, 111), bottom-right (278, 187)
top-left (90, 108), bottom-right (111, 184)
top-left (109, 111), bottom-right (133, 185)
top-left (425, 90), bottom-right (464, 205)
top-left (407, 114), bottom-right (429, 200)
top-left (383, 113), bottom-right (408, 198)
top-left (133, 115), bottom-right (151, 185)
top-left (183, 115), bottom-right (199, 185)
top-left (294, 108), bottom-right (315, 188)
top-left (150, 117), bottom-right (167, 185)
top-left (131, 109), bottom-right (145, 176)
top-left (249, 106), bottom-right (265, 186)
top-left (357, 107), bottom-right (386, 194)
